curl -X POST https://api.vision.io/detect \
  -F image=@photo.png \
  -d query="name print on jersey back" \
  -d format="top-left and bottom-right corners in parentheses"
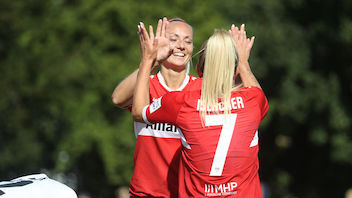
top-left (196, 97), bottom-right (245, 112)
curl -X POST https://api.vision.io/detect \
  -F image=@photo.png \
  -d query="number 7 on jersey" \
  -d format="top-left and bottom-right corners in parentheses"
top-left (205, 114), bottom-right (237, 176)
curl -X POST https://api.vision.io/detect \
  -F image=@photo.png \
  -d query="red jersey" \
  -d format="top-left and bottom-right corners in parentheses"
top-left (130, 72), bottom-right (199, 198)
top-left (143, 79), bottom-right (269, 197)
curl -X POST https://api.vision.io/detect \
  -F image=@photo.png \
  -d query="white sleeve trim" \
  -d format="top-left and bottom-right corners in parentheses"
top-left (142, 105), bottom-right (153, 125)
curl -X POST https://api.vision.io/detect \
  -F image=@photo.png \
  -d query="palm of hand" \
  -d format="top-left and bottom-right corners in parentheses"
top-left (157, 36), bottom-right (172, 63)
top-left (230, 25), bottom-right (254, 62)
top-left (141, 40), bottom-right (157, 61)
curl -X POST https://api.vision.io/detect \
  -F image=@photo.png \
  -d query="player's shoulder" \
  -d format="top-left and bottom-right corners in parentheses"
top-left (235, 86), bottom-right (268, 108)
top-left (237, 86), bottom-right (265, 96)
top-left (185, 76), bottom-right (202, 90)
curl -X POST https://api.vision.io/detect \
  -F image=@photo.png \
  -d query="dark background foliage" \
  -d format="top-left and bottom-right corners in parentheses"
top-left (1, 0), bottom-right (351, 197)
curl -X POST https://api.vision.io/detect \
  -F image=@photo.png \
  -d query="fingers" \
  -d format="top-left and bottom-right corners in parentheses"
top-left (239, 24), bottom-right (245, 41)
top-left (138, 24), bottom-right (142, 39)
top-left (137, 22), bottom-right (155, 43)
top-left (138, 25), bottom-right (144, 43)
top-left (153, 35), bottom-right (159, 49)
top-left (239, 24), bottom-right (245, 33)
top-left (232, 24), bottom-right (247, 41)
top-left (155, 17), bottom-right (168, 39)
top-left (229, 23), bottom-right (256, 59)
top-left (156, 19), bottom-right (162, 38)
top-left (248, 36), bottom-right (255, 50)
top-left (161, 17), bottom-right (168, 38)
top-left (140, 22), bottom-right (150, 42)
top-left (149, 25), bottom-right (154, 42)
top-left (230, 24), bottom-right (254, 44)
top-left (229, 24), bottom-right (238, 40)
top-left (230, 24), bottom-right (242, 42)
top-left (137, 22), bottom-right (142, 38)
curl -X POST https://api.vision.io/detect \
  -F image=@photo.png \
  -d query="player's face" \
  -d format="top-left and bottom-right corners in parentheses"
top-left (163, 22), bottom-right (193, 70)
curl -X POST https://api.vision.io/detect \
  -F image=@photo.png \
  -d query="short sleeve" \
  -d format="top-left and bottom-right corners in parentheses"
top-left (243, 86), bottom-right (269, 119)
top-left (143, 91), bottom-right (185, 125)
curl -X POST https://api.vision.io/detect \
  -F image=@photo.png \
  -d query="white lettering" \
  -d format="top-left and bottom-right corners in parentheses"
top-left (197, 97), bottom-right (244, 112)
top-left (230, 182), bottom-right (238, 190)
top-left (231, 97), bottom-right (237, 109)
top-left (207, 104), bottom-right (213, 112)
top-left (223, 182), bottom-right (231, 192)
top-left (204, 182), bottom-right (238, 196)
top-left (134, 122), bottom-right (181, 138)
top-left (237, 97), bottom-right (244, 109)
top-left (214, 184), bottom-right (222, 193)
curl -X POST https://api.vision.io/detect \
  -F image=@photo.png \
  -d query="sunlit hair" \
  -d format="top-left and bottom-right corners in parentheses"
top-left (195, 41), bottom-right (207, 77)
top-left (199, 29), bottom-right (239, 121)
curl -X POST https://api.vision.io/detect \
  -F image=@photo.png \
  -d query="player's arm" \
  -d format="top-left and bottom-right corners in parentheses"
top-left (112, 18), bottom-right (171, 109)
top-left (231, 25), bottom-right (269, 118)
top-left (230, 24), bottom-right (261, 89)
top-left (132, 19), bottom-right (170, 122)
top-left (111, 69), bottom-right (138, 108)
top-left (132, 59), bottom-right (154, 122)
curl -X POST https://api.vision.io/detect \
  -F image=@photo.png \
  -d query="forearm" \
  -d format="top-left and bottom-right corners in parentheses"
top-left (238, 61), bottom-right (262, 89)
top-left (111, 69), bottom-right (139, 108)
top-left (131, 59), bottom-right (153, 122)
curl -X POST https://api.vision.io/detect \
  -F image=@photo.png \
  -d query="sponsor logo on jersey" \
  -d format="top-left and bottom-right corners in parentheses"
top-left (146, 123), bottom-right (178, 133)
top-left (196, 97), bottom-right (244, 112)
top-left (134, 122), bottom-right (181, 139)
top-left (204, 182), bottom-right (238, 197)
top-left (150, 97), bottom-right (162, 114)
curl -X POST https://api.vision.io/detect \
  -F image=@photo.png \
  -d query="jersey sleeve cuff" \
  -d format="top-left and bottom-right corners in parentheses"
top-left (142, 105), bottom-right (153, 125)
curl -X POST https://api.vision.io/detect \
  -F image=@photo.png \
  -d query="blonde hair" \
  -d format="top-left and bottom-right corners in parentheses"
top-left (199, 29), bottom-right (239, 120)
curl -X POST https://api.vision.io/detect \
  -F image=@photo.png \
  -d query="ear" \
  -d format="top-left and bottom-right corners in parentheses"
top-left (196, 64), bottom-right (203, 78)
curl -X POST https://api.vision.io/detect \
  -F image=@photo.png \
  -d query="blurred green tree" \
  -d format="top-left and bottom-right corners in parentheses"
top-left (0, 0), bottom-right (351, 197)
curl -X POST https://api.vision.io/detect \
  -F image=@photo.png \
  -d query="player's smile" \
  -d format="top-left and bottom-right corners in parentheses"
top-left (173, 52), bottom-right (185, 58)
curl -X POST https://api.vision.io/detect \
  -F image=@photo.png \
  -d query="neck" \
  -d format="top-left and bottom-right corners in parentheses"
top-left (160, 66), bottom-right (187, 90)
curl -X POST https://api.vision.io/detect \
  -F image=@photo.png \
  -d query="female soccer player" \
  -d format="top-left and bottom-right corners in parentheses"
top-left (112, 18), bottom-right (198, 197)
top-left (132, 21), bottom-right (269, 197)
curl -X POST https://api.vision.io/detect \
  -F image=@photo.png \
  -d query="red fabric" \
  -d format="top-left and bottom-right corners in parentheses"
top-left (129, 73), bottom-right (199, 198)
top-left (145, 81), bottom-right (269, 198)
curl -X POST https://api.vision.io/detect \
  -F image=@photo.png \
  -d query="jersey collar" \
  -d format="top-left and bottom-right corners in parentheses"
top-left (157, 71), bottom-right (190, 92)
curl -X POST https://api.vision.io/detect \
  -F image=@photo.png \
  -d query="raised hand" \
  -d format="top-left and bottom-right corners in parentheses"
top-left (229, 24), bottom-right (254, 63)
top-left (229, 24), bottom-right (261, 89)
top-left (138, 22), bottom-right (158, 68)
top-left (133, 22), bottom-right (159, 120)
top-left (154, 17), bottom-right (173, 67)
